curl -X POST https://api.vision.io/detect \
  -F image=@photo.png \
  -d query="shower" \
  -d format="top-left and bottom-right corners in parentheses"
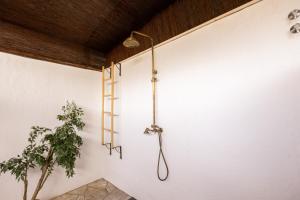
top-left (123, 31), bottom-right (169, 181)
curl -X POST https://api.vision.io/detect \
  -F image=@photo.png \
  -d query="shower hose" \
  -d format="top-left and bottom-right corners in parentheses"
top-left (157, 132), bottom-right (169, 181)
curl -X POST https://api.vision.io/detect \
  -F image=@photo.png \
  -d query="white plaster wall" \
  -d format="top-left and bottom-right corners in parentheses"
top-left (0, 53), bottom-right (104, 199)
top-left (103, 0), bottom-right (300, 199)
top-left (1, 0), bottom-right (300, 200)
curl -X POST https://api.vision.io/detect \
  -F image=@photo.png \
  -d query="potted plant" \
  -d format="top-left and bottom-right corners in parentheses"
top-left (0, 102), bottom-right (85, 200)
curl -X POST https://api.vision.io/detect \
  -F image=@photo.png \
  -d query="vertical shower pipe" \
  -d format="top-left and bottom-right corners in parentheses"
top-left (131, 31), bottom-right (157, 125)
top-left (150, 37), bottom-right (156, 126)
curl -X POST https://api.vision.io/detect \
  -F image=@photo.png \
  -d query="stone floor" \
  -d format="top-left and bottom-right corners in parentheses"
top-left (50, 179), bottom-right (135, 200)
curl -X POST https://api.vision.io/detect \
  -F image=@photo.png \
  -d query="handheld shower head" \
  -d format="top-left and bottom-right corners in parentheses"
top-left (123, 36), bottom-right (140, 48)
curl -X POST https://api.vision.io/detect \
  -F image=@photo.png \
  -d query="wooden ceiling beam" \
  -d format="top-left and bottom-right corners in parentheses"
top-left (106, 0), bottom-right (253, 64)
top-left (0, 20), bottom-right (105, 71)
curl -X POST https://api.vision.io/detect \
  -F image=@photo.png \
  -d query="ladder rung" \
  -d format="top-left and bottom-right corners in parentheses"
top-left (104, 94), bottom-right (111, 97)
top-left (107, 81), bottom-right (118, 85)
top-left (104, 78), bottom-right (111, 81)
top-left (104, 112), bottom-right (119, 116)
top-left (104, 128), bottom-right (118, 134)
top-left (108, 97), bottom-right (119, 100)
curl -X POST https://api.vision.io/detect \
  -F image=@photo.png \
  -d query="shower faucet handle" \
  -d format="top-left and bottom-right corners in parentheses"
top-left (144, 125), bottom-right (163, 135)
top-left (144, 127), bottom-right (151, 134)
top-left (152, 124), bottom-right (163, 134)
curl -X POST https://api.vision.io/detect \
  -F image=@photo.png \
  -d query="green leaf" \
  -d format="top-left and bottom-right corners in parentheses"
top-left (0, 101), bottom-right (85, 186)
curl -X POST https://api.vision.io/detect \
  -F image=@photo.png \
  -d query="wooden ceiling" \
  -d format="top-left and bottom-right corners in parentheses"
top-left (0, 0), bottom-right (253, 71)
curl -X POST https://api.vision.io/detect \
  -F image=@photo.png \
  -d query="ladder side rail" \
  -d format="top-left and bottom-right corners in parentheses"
top-left (110, 62), bottom-right (115, 147)
top-left (101, 66), bottom-right (105, 145)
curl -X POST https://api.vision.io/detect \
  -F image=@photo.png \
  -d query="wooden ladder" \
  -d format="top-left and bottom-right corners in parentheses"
top-left (101, 61), bottom-right (122, 159)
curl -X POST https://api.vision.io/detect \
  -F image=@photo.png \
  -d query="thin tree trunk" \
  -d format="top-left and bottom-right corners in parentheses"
top-left (40, 158), bottom-right (56, 190)
top-left (31, 164), bottom-right (48, 200)
top-left (31, 149), bottom-right (53, 200)
top-left (23, 173), bottom-right (28, 200)
top-left (40, 169), bottom-right (50, 189)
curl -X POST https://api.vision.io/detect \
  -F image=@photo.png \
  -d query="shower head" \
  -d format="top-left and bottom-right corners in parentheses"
top-left (123, 36), bottom-right (140, 48)
top-left (123, 31), bottom-right (154, 48)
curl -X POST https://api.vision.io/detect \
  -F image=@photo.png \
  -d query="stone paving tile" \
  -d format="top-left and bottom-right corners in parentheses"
top-left (105, 182), bottom-right (117, 193)
top-left (103, 189), bottom-right (130, 200)
top-left (50, 179), bottom-right (132, 200)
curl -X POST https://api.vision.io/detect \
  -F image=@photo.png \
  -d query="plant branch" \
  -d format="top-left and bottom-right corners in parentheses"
top-left (0, 102), bottom-right (85, 200)
top-left (23, 170), bottom-right (28, 200)
top-left (40, 166), bottom-right (51, 189)
top-left (31, 148), bottom-right (53, 200)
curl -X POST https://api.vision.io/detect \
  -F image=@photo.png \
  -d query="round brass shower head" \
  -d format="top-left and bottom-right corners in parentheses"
top-left (123, 36), bottom-right (140, 48)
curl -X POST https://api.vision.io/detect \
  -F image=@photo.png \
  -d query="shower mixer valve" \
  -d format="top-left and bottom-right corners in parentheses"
top-left (144, 124), bottom-right (163, 135)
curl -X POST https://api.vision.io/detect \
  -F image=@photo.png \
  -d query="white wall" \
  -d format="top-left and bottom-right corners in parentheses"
top-left (1, 0), bottom-right (300, 200)
top-left (0, 53), bottom-right (105, 199)
top-left (103, 0), bottom-right (300, 199)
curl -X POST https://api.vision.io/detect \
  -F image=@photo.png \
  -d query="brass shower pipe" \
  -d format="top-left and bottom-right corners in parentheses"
top-left (134, 31), bottom-right (156, 126)
top-left (124, 31), bottom-right (161, 132)
top-left (137, 31), bottom-right (156, 127)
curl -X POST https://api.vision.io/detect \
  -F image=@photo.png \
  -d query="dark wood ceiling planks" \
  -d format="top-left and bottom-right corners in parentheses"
top-left (106, 0), bottom-right (253, 65)
top-left (0, 20), bottom-right (105, 70)
top-left (0, 0), bottom-right (253, 70)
